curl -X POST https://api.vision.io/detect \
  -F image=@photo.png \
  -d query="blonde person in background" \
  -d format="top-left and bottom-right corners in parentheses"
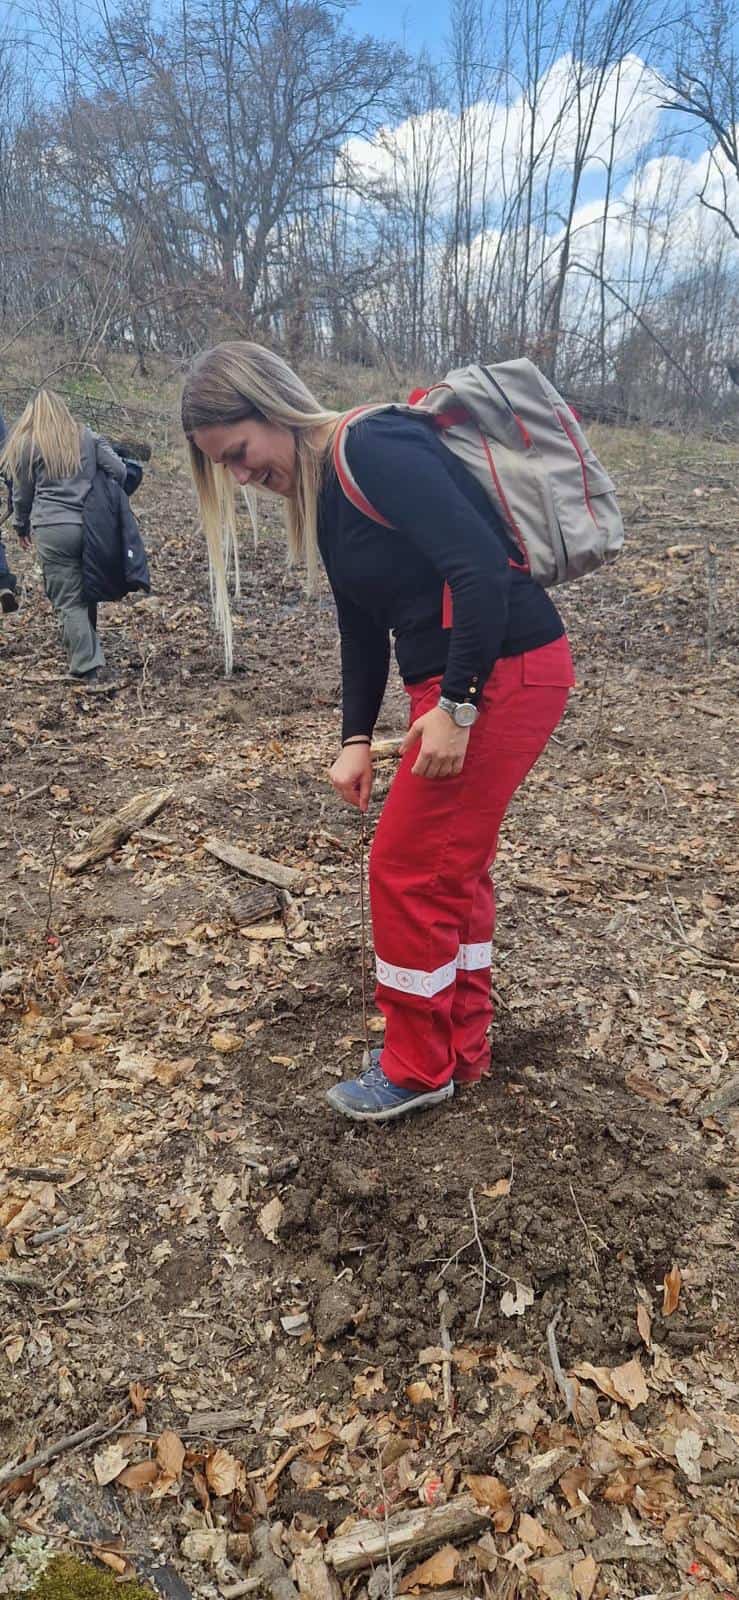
top-left (0, 390), bottom-right (127, 684)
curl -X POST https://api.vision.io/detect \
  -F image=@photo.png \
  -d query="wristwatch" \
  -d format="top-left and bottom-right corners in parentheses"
top-left (438, 695), bottom-right (479, 727)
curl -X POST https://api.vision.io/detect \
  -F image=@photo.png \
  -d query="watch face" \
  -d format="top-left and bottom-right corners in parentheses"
top-left (455, 703), bottom-right (478, 726)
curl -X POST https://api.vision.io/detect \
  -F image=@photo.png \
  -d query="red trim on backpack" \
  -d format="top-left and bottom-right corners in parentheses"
top-left (512, 413), bottom-right (533, 449)
top-left (478, 430), bottom-right (530, 572)
top-left (556, 409), bottom-right (596, 525)
top-left (431, 406), bottom-right (470, 430)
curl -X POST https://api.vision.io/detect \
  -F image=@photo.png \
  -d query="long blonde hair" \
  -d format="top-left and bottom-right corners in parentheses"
top-left (0, 390), bottom-right (83, 482)
top-left (181, 342), bottom-right (339, 674)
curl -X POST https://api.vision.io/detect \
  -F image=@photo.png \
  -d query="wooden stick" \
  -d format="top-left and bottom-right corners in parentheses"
top-left (370, 738), bottom-right (404, 759)
top-left (204, 837), bottom-right (301, 891)
top-left (64, 788), bottom-right (175, 874)
top-left (0, 1411), bottom-right (129, 1489)
top-left (325, 1493), bottom-right (489, 1576)
top-left (546, 1307), bottom-right (577, 1419)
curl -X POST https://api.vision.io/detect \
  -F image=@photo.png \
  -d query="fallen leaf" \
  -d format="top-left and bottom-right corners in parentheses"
top-left (210, 1029), bottom-right (242, 1053)
top-left (93, 1548), bottom-right (127, 1575)
top-left (675, 1427), bottom-right (702, 1482)
top-left (465, 1474), bottom-right (514, 1531)
top-left (636, 1303), bottom-right (652, 1349)
top-left (206, 1447), bottom-right (244, 1496)
top-left (519, 1514), bottom-right (564, 1555)
top-left (212, 1173), bottom-right (238, 1211)
top-left (573, 1553), bottom-right (598, 1600)
top-left (663, 1262), bottom-right (682, 1316)
top-left (528, 1553), bottom-right (578, 1599)
top-left (572, 1363), bottom-right (620, 1403)
top-left (452, 1347), bottom-right (480, 1373)
top-left (257, 1196), bottom-right (284, 1244)
top-left (610, 1358), bottom-right (648, 1410)
top-left (482, 1176), bottom-right (511, 1198)
top-left (156, 1428), bottom-right (185, 1480)
top-left (116, 1460), bottom-right (159, 1490)
top-left (519, 1513), bottom-right (546, 1551)
top-left (129, 1381), bottom-right (148, 1416)
top-left (399, 1543), bottom-right (460, 1591)
top-left (559, 1466), bottom-right (593, 1510)
top-left (407, 1380), bottom-right (434, 1405)
top-left (500, 1281), bottom-right (534, 1318)
top-left (4, 1336), bottom-right (25, 1366)
top-left (353, 1366), bottom-right (385, 1398)
top-left (94, 1443), bottom-right (129, 1486)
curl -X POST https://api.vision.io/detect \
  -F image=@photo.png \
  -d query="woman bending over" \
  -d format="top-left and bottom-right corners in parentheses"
top-left (182, 342), bottom-right (574, 1123)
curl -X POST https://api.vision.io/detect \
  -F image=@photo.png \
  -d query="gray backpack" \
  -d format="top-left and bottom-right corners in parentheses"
top-left (333, 358), bottom-right (624, 587)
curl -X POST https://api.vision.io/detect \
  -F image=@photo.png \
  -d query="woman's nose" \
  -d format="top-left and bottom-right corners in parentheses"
top-left (230, 463), bottom-right (252, 485)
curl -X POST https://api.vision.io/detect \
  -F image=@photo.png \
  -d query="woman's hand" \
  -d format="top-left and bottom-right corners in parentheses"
top-left (400, 706), bottom-right (470, 779)
top-left (330, 743), bottom-right (373, 812)
top-left (18, 535), bottom-right (31, 551)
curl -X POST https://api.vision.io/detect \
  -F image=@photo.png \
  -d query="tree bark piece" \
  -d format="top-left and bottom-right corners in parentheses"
top-left (325, 1493), bottom-right (489, 1576)
top-left (186, 1409), bottom-right (254, 1434)
top-left (204, 837), bottom-right (302, 890)
top-left (0, 1412), bottom-right (128, 1489)
top-left (512, 1447), bottom-right (578, 1509)
top-left (64, 788), bottom-right (176, 874)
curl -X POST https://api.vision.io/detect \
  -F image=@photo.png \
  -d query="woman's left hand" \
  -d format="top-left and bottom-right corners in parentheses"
top-left (400, 706), bottom-right (470, 779)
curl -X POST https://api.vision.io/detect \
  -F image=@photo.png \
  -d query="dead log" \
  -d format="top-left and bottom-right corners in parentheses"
top-left (63, 788), bottom-right (176, 874)
top-left (204, 837), bottom-right (301, 891)
top-left (325, 1493), bottom-right (489, 1576)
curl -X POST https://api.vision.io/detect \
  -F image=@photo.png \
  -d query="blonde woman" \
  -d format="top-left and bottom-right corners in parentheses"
top-left (182, 342), bottom-right (573, 1124)
top-left (0, 390), bottom-right (127, 681)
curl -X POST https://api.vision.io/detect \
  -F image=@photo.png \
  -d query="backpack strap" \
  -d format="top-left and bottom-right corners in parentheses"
top-left (332, 405), bottom-right (395, 529)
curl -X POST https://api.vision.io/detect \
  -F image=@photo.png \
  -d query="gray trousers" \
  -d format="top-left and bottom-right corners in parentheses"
top-left (34, 522), bottom-right (105, 676)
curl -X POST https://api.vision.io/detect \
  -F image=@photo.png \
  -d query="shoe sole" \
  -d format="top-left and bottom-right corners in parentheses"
top-left (0, 591), bottom-right (19, 613)
top-left (326, 1081), bottom-right (454, 1123)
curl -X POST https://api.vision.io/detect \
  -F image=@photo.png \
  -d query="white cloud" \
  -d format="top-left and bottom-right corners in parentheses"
top-left (343, 56), bottom-right (738, 287)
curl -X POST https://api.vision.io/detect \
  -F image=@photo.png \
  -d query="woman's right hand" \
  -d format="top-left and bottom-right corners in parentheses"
top-left (329, 744), bottom-right (373, 812)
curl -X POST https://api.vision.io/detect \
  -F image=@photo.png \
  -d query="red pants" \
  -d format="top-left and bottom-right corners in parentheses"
top-left (371, 636), bottom-right (575, 1090)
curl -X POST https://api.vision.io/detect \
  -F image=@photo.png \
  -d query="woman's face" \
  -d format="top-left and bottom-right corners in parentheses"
top-left (192, 416), bottom-right (297, 497)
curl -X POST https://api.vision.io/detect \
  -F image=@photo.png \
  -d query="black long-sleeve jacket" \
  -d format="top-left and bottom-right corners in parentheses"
top-left (318, 411), bottom-right (564, 740)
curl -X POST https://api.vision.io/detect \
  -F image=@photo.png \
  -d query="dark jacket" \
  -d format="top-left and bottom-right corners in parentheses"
top-left (82, 469), bottom-right (150, 603)
top-left (12, 426), bottom-right (127, 536)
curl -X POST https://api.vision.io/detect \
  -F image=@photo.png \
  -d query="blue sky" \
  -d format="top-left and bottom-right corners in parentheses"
top-left (349, 0), bottom-right (451, 55)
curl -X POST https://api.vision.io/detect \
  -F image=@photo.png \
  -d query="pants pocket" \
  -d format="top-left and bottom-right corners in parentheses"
top-left (521, 636), bottom-right (575, 688)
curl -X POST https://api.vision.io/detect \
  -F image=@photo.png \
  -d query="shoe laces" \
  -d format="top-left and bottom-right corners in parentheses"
top-left (359, 1060), bottom-right (389, 1089)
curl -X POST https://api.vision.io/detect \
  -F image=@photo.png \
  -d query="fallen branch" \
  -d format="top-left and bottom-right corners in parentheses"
top-left (325, 1493), bottom-right (489, 1576)
top-left (546, 1307), bottom-right (577, 1419)
top-left (370, 738), bottom-right (403, 760)
top-left (439, 1289), bottom-right (453, 1420)
top-left (204, 837), bottom-right (301, 891)
top-left (0, 1410), bottom-right (130, 1490)
top-left (64, 788), bottom-right (176, 874)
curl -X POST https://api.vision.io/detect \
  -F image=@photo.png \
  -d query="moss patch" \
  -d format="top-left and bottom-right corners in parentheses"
top-left (26, 1555), bottom-right (157, 1600)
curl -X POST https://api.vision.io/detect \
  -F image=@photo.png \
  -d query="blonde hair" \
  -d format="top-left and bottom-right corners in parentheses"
top-left (181, 342), bottom-right (340, 674)
top-left (0, 390), bottom-right (82, 482)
